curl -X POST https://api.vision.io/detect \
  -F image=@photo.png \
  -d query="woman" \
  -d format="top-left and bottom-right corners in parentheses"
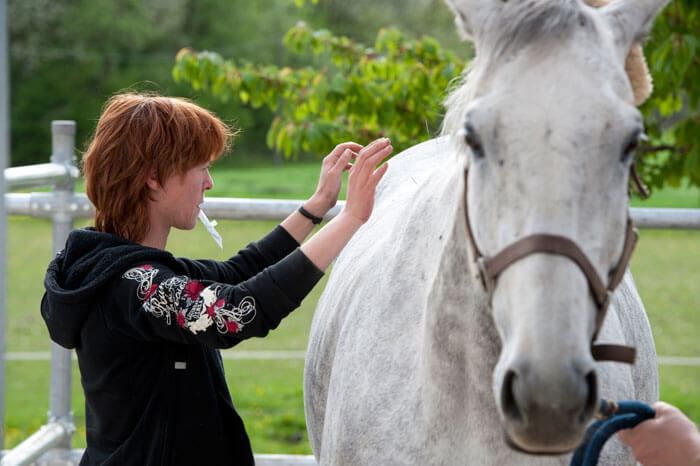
top-left (41, 93), bottom-right (391, 465)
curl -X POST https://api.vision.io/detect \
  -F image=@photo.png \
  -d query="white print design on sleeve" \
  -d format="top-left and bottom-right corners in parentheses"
top-left (123, 265), bottom-right (256, 335)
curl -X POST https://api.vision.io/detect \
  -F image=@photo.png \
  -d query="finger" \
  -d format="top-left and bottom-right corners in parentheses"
top-left (370, 162), bottom-right (389, 187)
top-left (617, 427), bottom-right (644, 450)
top-left (651, 401), bottom-right (673, 415)
top-left (365, 145), bottom-right (393, 171)
top-left (332, 149), bottom-right (354, 172)
top-left (330, 142), bottom-right (363, 159)
top-left (617, 429), bottom-right (632, 445)
top-left (359, 138), bottom-right (390, 158)
top-left (356, 140), bottom-right (391, 174)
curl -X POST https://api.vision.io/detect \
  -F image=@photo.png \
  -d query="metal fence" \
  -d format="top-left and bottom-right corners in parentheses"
top-left (1, 121), bottom-right (699, 465)
top-left (1, 0), bottom-right (10, 461)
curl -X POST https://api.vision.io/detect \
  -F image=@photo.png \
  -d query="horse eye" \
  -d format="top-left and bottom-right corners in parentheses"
top-left (623, 140), bottom-right (638, 157)
top-left (464, 127), bottom-right (485, 159)
top-left (621, 131), bottom-right (645, 163)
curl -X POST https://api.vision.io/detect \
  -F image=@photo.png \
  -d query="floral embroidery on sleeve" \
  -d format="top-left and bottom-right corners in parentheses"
top-left (123, 265), bottom-right (256, 335)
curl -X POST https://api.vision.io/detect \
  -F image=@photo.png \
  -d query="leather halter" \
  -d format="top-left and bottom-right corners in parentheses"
top-left (462, 168), bottom-right (639, 364)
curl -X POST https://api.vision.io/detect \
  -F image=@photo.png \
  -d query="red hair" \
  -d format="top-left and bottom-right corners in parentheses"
top-left (83, 93), bottom-right (235, 242)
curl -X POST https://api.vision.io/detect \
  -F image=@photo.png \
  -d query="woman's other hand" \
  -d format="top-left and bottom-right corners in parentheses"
top-left (341, 138), bottom-right (392, 225)
top-left (304, 142), bottom-right (362, 218)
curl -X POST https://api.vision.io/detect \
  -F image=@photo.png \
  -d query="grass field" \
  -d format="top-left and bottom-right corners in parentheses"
top-left (3, 163), bottom-right (699, 453)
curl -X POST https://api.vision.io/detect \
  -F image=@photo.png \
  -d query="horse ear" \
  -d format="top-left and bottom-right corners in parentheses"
top-left (599, 0), bottom-right (670, 49)
top-left (443, 0), bottom-right (504, 41)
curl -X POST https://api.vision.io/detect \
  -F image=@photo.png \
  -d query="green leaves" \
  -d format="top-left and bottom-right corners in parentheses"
top-left (289, 0), bottom-right (319, 6)
top-left (173, 2), bottom-right (698, 193)
top-left (637, 0), bottom-right (700, 193)
top-left (174, 23), bottom-right (464, 159)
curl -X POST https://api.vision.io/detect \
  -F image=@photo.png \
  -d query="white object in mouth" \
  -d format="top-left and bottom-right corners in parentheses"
top-left (198, 208), bottom-right (223, 249)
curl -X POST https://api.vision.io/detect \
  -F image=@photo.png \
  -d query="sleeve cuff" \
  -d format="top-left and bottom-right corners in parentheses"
top-left (266, 248), bottom-right (324, 304)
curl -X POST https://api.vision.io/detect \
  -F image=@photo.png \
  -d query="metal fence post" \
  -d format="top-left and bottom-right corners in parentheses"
top-left (47, 121), bottom-right (77, 450)
top-left (0, 0), bottom-right (10, 457)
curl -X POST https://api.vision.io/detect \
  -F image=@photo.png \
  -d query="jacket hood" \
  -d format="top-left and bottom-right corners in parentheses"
top-left (42, 227), bottom-right (181, 349)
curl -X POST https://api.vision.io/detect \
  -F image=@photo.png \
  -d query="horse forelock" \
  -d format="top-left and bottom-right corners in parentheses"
top-left (494, 0), bottom-right (593, 53)
top-left (441, 0), bottom-right (599, 138)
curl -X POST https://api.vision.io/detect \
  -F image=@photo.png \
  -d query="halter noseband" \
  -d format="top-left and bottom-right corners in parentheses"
top-left (463, 168), bottom-right (639, 364)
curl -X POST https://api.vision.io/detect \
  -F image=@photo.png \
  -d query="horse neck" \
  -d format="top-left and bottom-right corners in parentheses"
top-left (418, 185), bottom-right (501, 408)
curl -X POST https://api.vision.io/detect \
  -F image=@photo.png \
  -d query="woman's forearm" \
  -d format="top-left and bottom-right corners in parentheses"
top-left (299, 213), bottom-right (363, 272)
top-left (279, 196), bottom-right (329, 245)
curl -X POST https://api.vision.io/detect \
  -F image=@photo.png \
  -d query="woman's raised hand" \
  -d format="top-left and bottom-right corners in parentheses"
top-left (341, 138), bottom-right (391, 224)
top-left (304, 142), bottom-right (363, 218)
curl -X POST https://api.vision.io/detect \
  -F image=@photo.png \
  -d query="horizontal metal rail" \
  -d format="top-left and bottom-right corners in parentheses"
top-left (194, 197), bottom-right (344, 221)
top-left (0, 450), bottom-right (315, 466)
top-left (0, 421), bottom-right (74, 466)
top-left (5, 193), bottom-right (93, 218)
top-left (5, 193), bottom-right (700, 229)
top-left (4, 163), bottom-right (79, 191)
top-left (628, 207), bottom-right (700, 230)
top-left (255, 455), bottom-right (316, 466)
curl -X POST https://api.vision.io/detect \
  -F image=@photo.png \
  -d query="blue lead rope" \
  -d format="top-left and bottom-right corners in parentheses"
top-left (570, 399), bottom-right (656, 466)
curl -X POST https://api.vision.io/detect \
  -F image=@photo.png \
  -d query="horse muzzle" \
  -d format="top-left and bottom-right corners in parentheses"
top-left (497, 359), bottom-right (599, 454)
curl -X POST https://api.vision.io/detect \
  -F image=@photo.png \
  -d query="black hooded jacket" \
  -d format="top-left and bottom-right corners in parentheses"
top-left (41, 226), bottom-right (323, 465)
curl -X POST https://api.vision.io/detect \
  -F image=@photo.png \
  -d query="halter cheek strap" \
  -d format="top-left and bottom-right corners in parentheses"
top-left (463, 169), bottom-right (639, 364)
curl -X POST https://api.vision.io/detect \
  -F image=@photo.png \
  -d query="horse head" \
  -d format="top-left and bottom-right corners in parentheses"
top-left (443, 0), bottom-right (668, 454)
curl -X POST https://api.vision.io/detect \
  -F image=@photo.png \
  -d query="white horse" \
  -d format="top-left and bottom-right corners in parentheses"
top-left (304, 0), bottom-right (669, 464)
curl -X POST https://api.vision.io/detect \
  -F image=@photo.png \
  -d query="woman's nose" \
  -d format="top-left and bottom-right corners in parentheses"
top-left (204, 170), bottom-right (214, 191)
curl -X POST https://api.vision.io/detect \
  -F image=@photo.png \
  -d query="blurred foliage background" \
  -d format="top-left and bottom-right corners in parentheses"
top-left (8, 0), bottom-right (464, 166)
top-left (8, 0), bottom-right (699, 192)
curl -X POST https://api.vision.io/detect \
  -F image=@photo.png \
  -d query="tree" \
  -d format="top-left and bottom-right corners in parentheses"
top-left (8, 0), bottom-right (190, 166)
top-left (173, 24), bottom-right (464, 158)
top-left (7, 0), bottom-right (308, 166)
top-left (637, 0), bottom-right (699, 192)
top-left (175, 0), bottom-right (698, 193)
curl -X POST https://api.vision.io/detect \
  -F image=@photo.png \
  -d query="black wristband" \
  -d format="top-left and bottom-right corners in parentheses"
top-left (298, 205), bottom-right (323, 224)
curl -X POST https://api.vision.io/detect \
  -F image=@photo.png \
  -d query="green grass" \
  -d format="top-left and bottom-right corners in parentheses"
top-left (3, 163), bottom-right (699, 452)
top-left (659, 366), bottom-right (700, 429)
top-left (631, 230), bottom-right (700, 357)
top-left (208, 162), bottom-right (329, 200)
top-left (4, 359), bottom-right (313, 454)
top-left (631, 183), bottom-right (700, 208)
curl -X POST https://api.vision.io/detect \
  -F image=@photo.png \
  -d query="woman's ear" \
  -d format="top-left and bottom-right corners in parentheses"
top-left (146, 167), bottom-right (161, 192)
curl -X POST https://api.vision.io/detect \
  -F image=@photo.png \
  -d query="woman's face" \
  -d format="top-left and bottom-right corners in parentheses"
top-left (155, 161), bottom-right (214, 231)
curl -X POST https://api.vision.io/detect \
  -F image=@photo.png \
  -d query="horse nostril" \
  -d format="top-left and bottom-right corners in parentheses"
top-left (501, 369), bottom-right (523, 423)
top-left (580, 371), bottom-right (598, 423)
